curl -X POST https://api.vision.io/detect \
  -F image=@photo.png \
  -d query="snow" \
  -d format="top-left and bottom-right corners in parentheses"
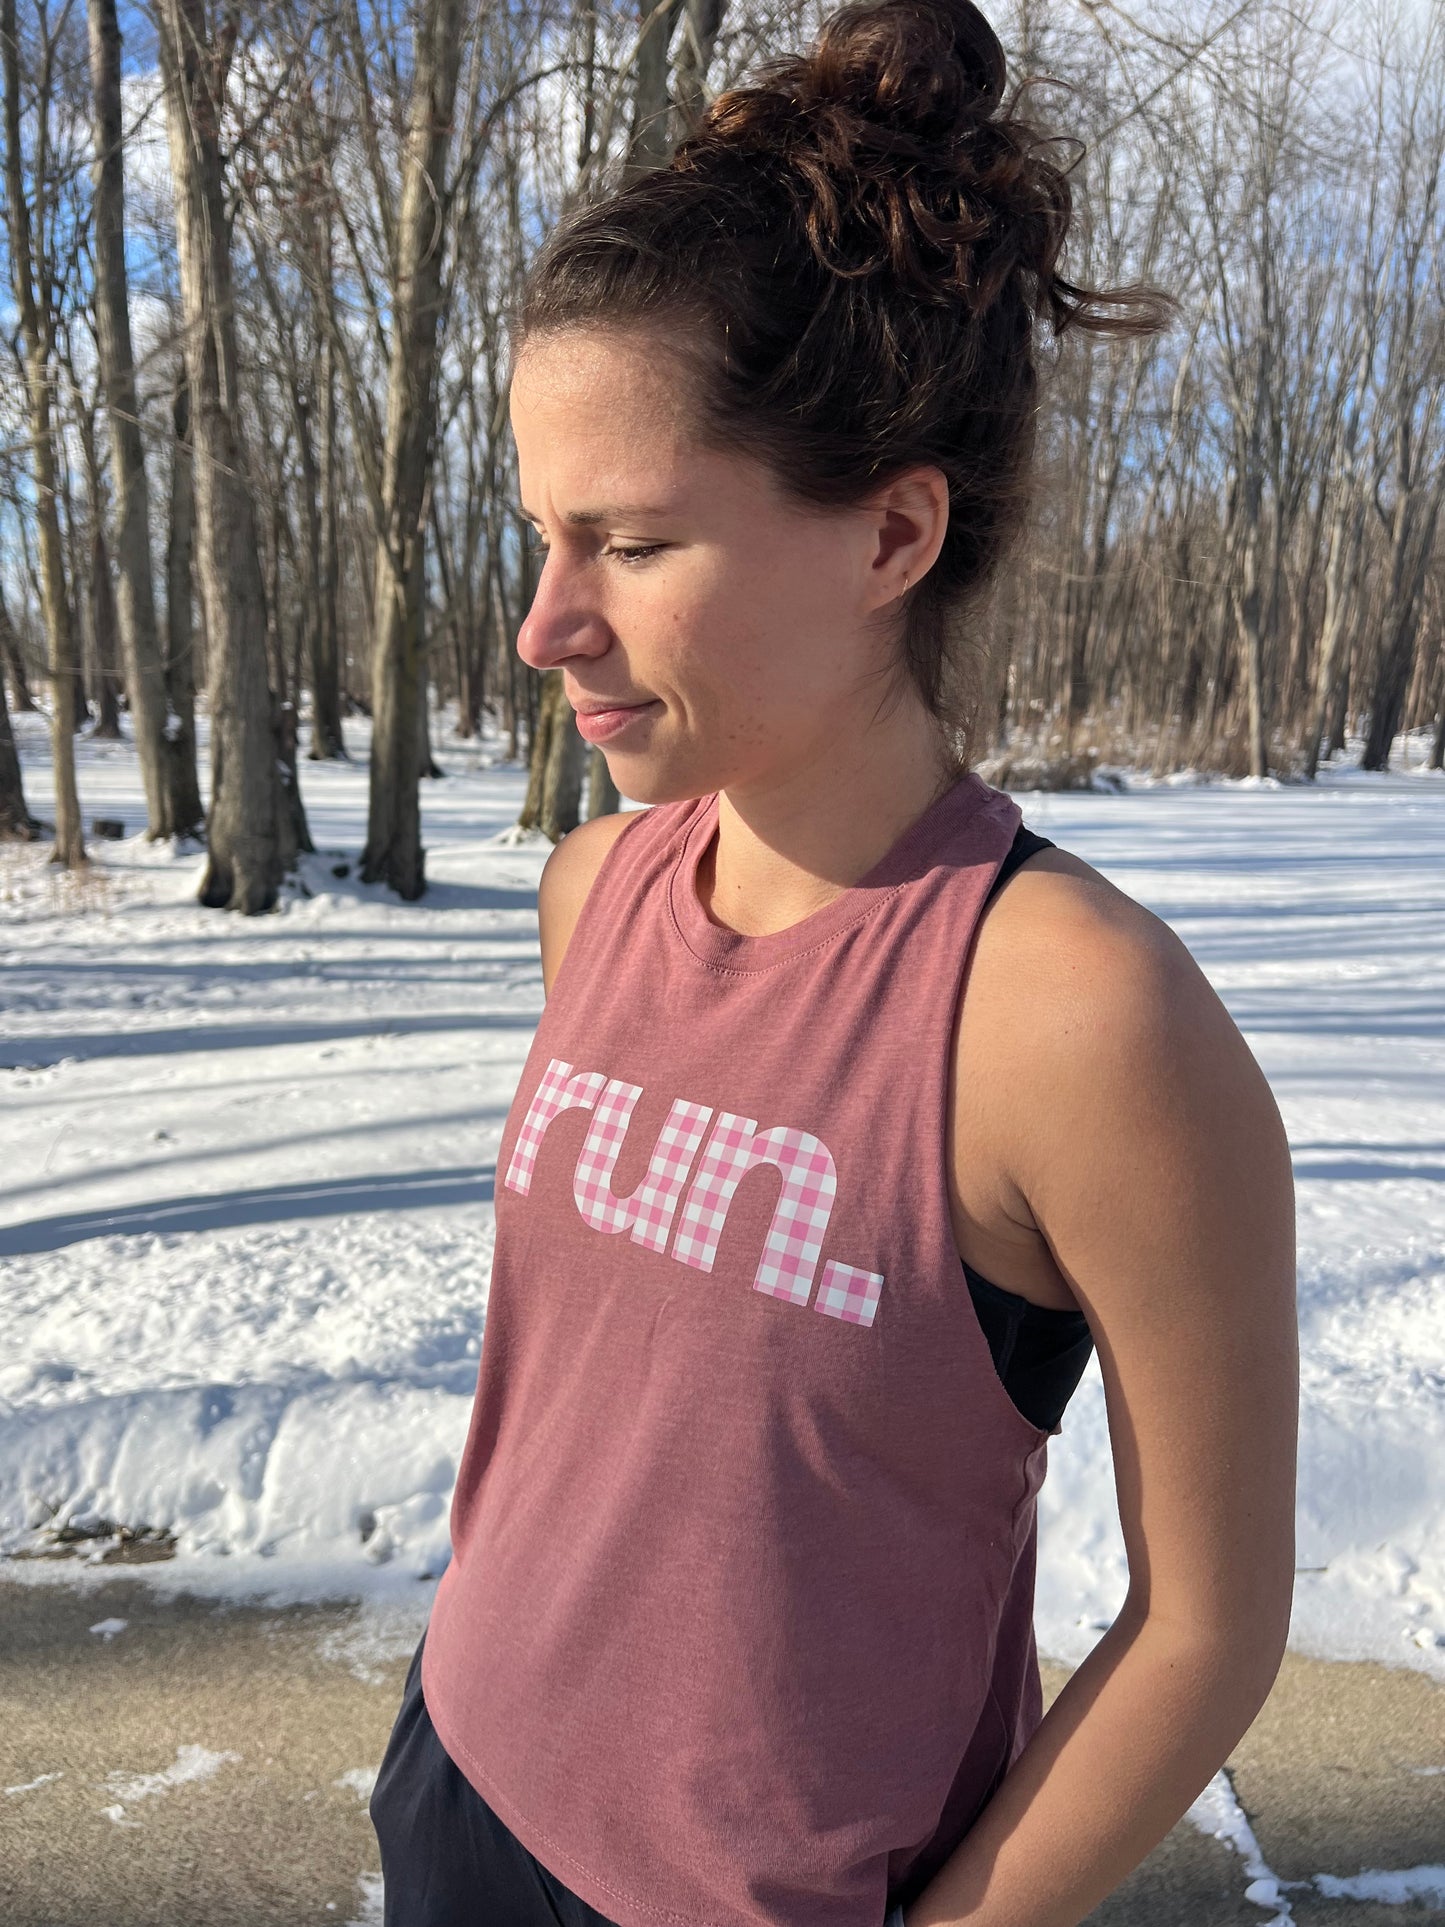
top-left (1310, 1866), bottom-right (1445, 1906)
top-left (102, 1742), bottom-right (242, 1806)
top-left (4, 1772), bottom-right (64, 1796)
top-left (1177, 1768), bottom-right (1445, 1924)
top-left (345, 1870), bottom-right (386, 1926)
top-left (99, 1741), bottom-right (242, 1824)
top-left (1185, 1769), bottom-right (1294, 1925)
top-left (1, 711), bottom-right (1443, 1691)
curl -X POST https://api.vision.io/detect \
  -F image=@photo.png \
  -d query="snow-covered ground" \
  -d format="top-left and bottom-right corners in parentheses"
top-left (2, 710), bottom-right (1442, 1688)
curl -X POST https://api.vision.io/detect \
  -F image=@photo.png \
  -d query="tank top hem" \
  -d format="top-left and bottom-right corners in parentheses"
top-left (420, 1651), bottom-right (732, 1927)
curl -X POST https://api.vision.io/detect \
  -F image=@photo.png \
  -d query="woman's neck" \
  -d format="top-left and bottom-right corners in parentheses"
top-left (695, 722), bottom-right (960, 940)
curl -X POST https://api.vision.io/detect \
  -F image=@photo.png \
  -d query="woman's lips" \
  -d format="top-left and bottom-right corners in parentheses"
top-left (574, 701), bottom-right (661, 744)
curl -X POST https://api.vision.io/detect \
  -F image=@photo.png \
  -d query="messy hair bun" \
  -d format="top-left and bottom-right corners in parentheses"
top-left (517, 0), bottom-right (1174, 759)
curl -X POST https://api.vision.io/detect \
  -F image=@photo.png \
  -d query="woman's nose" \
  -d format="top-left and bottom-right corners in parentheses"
top-left (515, 551), bottom-right (611, 672)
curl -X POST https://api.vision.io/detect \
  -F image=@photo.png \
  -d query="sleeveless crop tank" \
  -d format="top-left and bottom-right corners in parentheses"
top-left (422, 772), bottom-right (1057, 1927)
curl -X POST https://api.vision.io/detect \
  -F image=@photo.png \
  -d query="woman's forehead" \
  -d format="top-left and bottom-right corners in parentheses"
top-left (513, 327), bottom-right (693, 426)
top-left (512, 337), bottom-right (754, 516)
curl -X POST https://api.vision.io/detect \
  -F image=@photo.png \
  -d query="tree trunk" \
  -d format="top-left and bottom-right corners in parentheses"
top-left (89, 522), bottom-right (124, 739)
top-left (68, 411), bottom-right (123, 741)
top-left (1231, 518), bottom-right (1270, 779)
top-left (624, 0), bottom-right (683, 182)
top-left (163, 374), bottom-right (205, 836)
top-left (1361, 487), bottom-right (1443, 772)
top-left (88, 0), bottom-right (172, 834)
top-left (519, 669), bottom-right (560, 828)
top-left (501, 574), bottom-right (519, 760)
top-left (360, 0), bottom-right (468, 900)
top-left (671, 0), bottom-right (725, 142)
top-left (1363, 603), bottom-right (1426, 771)
top-left (262, 470), bottom-right (313, 866)
top-left (158, 0), bottom-right (296, 910)
top-left (1325, 645), bottom-right (1351, 760)
top-left (0, 644), bottom-right (43, 839)
top-left (542, 696), bottom-right (588, 839)
top-left (0, 583), bottom-right (36, 712)
top-left (1403, 624), bottom-right (1434, 736)
top-left (1303, 493), bottom-right (1363, 781)
top-left (2, 0), bottom-right (84, 866)
top-left (0, 584), bottom-right (36, 710)
top-left (520, 672), bottom-right (587, 840)
top-left (276, 691), bottom-right (315, 857)
top-left (310, 298), bottom-right (345, 759)
top-left (417, 661), bottom-right (442, 780)
top-left (586, 745), bottom-right (620, 818)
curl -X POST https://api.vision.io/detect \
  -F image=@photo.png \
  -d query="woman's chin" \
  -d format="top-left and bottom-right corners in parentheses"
top-left (601, 752), bottom-right (719, 811)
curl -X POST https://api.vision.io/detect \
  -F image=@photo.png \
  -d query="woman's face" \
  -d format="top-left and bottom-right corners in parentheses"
top-left (510, 326), bottom-right (919, 805)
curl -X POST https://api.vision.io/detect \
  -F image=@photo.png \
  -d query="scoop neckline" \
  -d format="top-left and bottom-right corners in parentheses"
top-left (667, 771), bottom-right (992, 974)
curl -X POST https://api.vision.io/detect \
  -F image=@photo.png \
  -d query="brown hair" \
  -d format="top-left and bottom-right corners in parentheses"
top-left (514, 0), bottom-right (1174, 761)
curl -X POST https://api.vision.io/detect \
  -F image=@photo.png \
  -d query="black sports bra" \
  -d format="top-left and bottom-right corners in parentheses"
top-left (964, 826), bottom-right (1095, 1434)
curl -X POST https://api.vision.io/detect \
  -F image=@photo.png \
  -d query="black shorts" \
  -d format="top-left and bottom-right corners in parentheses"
top-left (369, 1629), bottom-right (619, 1926)
top-left (371, 1629), bottom-right (908, 1927)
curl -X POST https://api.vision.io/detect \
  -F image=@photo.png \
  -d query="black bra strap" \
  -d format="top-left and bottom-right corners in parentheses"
top-left (986, 824), bottom-right (1055, 903)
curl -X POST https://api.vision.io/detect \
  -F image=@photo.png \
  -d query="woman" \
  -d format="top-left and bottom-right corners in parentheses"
top-left (370, 4), bottom-right (1299, 1924)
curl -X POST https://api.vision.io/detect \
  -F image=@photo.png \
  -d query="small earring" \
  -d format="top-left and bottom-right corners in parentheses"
top-left (901, 572), bottom-right (910, 596)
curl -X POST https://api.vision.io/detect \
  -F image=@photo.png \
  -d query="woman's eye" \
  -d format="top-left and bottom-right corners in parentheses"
top-left (525, 534), bottom-right (662, 565)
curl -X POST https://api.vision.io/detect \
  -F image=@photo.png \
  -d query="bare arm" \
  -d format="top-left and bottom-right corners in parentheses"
top-left (914, 872), bottom-right (1299, 1927)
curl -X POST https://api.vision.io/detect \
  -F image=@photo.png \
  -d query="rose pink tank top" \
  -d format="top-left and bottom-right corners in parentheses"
top-left (422, 770), bottom-right (1053, 1927)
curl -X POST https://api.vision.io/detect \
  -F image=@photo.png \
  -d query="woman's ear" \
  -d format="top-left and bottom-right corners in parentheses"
top-left (862, 465), bottom-right (950, 610)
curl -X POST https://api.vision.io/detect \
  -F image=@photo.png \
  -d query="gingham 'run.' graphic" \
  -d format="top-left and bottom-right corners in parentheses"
top-left (504, 1056), bottom-right (886, 1327)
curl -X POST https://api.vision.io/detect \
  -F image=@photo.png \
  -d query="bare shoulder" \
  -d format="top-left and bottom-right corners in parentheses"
top-left (958, 845), bottom-right (1283, 1221)
top-left (537, 810), bottom-right (645, 998)
top-left (966, 845), bottom-right (1201, 1058)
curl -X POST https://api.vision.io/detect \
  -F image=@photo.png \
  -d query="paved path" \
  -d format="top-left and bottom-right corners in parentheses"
top-left (1, 1576), bottom-right (1440, 1925)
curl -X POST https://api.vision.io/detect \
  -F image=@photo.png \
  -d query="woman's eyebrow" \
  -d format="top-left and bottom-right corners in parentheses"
top-left (515, 500), bottom-right (673, 526)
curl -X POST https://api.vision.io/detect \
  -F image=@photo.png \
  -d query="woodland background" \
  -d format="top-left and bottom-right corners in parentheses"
top-left (1, 0), bottom-right (1443, 912)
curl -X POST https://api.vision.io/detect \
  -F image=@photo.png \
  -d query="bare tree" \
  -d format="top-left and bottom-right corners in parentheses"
top-left (1359, 0), bottom-right (1445, 770)
top-left (356, 0), bottom-right (471, 897)
top-left (2, 0), bottom-right (85, 866)
top-left (162, 372), bottom-right (205, 834)
top-left (88, 0), bottom-right (174, 833)
top-left (0, 577), bottom-right (37, 710)
top-left (0, 582), bottom-right (43, 837)
top-left (156, 0), bottom-right (307, 909)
